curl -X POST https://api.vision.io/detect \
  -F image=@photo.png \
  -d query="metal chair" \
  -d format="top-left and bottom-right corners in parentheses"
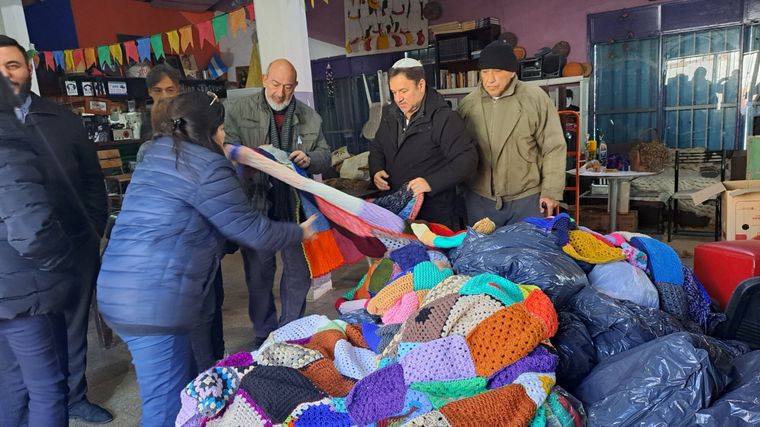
top-left (667, 150), bottom-right (725, 242)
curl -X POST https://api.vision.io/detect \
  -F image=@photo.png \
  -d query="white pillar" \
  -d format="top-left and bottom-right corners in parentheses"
top-left (253, 0), bottom-right (314, 107)
top-left (0, 0), bottom-right (39, 94)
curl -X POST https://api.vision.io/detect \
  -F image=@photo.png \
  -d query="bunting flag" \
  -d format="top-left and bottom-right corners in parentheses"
top-left (53, 50), bottom-right (64, 69)
top-left (35, 4), bottom-right (258, 72)
top-left (109, 43), bottom-right (124, 65)
top-left (197, 20), bottom-right (215, 48)
top-left (124, 41), bottom-right (139, 63)
top-left (246, 31), bottom-right (263, 87)
top-left (167, 30), bottom-right (180, 54)
top-left (73, 49), bottom-right (84, 67)
top-left (136, 38), bottom-right (151, 62)
top-left (97, 45), bottom-right (112, 67)
top-left (150, 34), bottom-right (165, 59)
top-left (64, 49), bottom-right (74, 71)
top-left (212, 14), bottom-right (229, 42)
top-left (84, 47), bottom-right (97, 69)
top-left (207, 53), bottom-right (228, 79)
top-left (44, 51), bottom-right (55, 71)
top-left (179, 25), bottom-right (194, 52)
top-left (229, 8), bottom-right (247, 35)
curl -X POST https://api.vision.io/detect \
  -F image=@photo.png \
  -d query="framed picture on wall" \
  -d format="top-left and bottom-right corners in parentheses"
top-left (64, 80), bottom-right (79, 96)
top-left (236, 66), bottom-right (249, 88)
top-left (179, 54), bottom-right (200, 79)
top-left (82, 81), bottom-right (94, 96)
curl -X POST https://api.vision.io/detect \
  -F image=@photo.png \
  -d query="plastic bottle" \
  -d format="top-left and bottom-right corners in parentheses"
top-left (587, 139), bottom-right (597, 161)
top-left (599, 141), bottom-right (608, 168)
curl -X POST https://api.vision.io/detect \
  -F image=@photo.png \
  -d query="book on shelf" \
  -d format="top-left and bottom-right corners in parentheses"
top-left (430, 17), bottom-right (500, 35)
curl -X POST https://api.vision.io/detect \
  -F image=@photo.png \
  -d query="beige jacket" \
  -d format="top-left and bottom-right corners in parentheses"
top-left (458, 78), bottom-right (566, 202)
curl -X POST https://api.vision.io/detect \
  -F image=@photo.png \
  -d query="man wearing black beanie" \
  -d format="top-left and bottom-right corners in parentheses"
top-left (458, 40), bottom-right (566, 226)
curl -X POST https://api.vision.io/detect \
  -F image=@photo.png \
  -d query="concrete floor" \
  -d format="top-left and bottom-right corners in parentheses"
top-left (72, 235), bottom-right (709, 426)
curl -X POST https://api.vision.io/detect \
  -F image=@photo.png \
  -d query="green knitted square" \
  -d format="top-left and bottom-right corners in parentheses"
top-left (368, 258), bottom-right (395, 294)
top-left (529, 405), bottom-right (547, 427)
top-left (410, 377), bottom-right (487, 409)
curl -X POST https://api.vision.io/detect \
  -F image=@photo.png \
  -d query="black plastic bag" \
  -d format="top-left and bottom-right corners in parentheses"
top-left (575, 332), bottom-right (735, 427)
top-left (694, 350), bottom-right (760, 426)
top-left (450, 223), bottom-right (587, 309)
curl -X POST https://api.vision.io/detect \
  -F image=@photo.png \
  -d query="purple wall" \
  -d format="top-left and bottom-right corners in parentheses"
top-left (306, 0), bottom-right (663, 62)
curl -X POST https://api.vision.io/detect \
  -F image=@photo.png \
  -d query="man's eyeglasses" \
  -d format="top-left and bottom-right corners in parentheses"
top-left (208, 91), bottom-right (219, 106)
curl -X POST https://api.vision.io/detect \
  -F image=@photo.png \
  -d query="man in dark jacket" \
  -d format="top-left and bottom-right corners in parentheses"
top-left (0, 35), bottom-right (111, 423)
top-left (369, 58), bottom-right (478, 228)
top-left (0, 74), bottom-right (75, 427)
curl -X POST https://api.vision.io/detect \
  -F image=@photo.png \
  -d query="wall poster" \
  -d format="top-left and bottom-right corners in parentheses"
top-left (344, 0), bottom-right (429, 57)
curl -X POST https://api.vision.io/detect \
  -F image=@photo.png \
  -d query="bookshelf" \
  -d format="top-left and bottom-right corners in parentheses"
top-left (433, 22), bottom-right (500, 90)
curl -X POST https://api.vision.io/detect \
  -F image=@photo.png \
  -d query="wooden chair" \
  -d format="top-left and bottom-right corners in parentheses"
top-left (667, 149), bottom-right (725, 242)
top-left (97, 149), bottom-right (132, 212)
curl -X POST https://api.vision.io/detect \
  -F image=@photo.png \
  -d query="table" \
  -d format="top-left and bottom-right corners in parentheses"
top-left (568, 169), bottom-right (660, 231)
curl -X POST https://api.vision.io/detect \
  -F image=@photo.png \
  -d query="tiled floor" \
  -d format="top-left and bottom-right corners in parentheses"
top-left (72, 235), bottom-right (708, 426)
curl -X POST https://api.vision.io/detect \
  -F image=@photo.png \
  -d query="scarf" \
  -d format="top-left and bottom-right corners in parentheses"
top-left (267, 98), bottom-right (298, 221)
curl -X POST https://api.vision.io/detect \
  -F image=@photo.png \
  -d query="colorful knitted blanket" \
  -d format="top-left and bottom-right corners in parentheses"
top-left (178, 273), bottom-right (573, 426)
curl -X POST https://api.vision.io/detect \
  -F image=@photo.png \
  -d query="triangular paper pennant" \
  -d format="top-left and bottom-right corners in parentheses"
top-left (73, 49), bottom-right (84, 66)
top-left (167, 30), bottom-right (180, 54)
top-left (150, 34), bottom-right (165, 59)
top-left (245, 4), bottom-right (255, 21)
top-left (109, 44), bottom-right (123, 65)
top-left (84, 47), bottom-right (97, 69)
top-left (197, 20), bottom-right (215, 48)
top-left (124, 41), bottom-right (139, 63)
top-left (179, 25), bottom-right (194, 52)
top-left (136, 38), bottom-right (151, 62)
top-left (229, 8), bottom-right (247, 35)
top-left (53, 50), bottom-right (64, 69)
top-left (97, 45), bottom-right (112, 67)
top-left (212, 14), bottom-right (229, 42)
top-left (64, 49), bottom-right (74, 71)
top-left (44, 51), bottom-right (55, 71)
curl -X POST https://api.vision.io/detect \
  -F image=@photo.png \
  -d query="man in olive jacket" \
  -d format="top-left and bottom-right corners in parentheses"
top-left (459, 40), bottom-right (566, 226)
top-left (224, 58), bottom-right (331, 347)
top-left (369, 58), bottom-right (477, 228)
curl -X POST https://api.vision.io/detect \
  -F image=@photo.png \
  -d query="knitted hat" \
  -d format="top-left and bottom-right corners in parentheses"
top-left (472, 217), bottom-right (496, 234)
top-left (239, 365), bottom-right (326, 423)
top-left (345, 363), bottom-right (407, 426)
top-left (478, 40), bottom-right (519, 72)
top-left (562, 230), bottom-right (625, 264)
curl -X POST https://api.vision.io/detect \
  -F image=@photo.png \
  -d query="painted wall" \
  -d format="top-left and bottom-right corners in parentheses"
top-left (306, 0), bottom-right (665, 62)
top-left (23, 0), bottom-right (78, 50)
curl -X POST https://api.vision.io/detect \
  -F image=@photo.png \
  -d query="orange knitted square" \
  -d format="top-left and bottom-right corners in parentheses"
top-left (345, 324), bottom-right (370, 349)
top-left (303, 330), bottom-right (345, 360)
top-left (523, 290), bottom-right (559, 338)
top-left (303, 229), bottom-right (345, 278)
top-left (439, 384), bottom-right (537, 427)
top-left (299, 358), bottom-right (356, 397)
top-left (465, 305), bottom-right (546, 377)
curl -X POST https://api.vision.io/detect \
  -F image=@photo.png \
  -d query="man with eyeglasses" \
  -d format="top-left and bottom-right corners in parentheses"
top-left (225, 58), bottom-right (331, 349)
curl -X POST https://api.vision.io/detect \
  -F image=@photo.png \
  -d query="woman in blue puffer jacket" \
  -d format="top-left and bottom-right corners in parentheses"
top-left (97, 91), bottom-right (315, 427)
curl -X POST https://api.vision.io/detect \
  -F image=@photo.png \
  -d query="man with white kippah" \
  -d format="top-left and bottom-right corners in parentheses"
top-left (369, 57), bottom-right (477, 228)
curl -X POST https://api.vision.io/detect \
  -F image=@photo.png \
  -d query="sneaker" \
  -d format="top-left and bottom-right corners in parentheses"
top-left (69, 399), bottom-right (113, 424)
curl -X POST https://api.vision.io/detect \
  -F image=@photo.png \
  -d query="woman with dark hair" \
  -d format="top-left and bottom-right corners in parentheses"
top-left (0, 75), bottom-right (74, 426)
top-left (97, 91), bottom-right (316, 426)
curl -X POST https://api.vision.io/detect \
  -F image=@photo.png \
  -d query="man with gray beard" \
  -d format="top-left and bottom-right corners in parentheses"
top-left (225, 58), bottom-right (331, 348)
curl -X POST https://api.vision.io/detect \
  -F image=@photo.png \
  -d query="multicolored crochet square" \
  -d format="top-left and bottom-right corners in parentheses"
top-left (182, 271), bottom-right (561, 427)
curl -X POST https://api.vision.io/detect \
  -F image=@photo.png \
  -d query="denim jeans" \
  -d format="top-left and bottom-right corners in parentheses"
top-left (0, 314), bottom-right (68, 427)
top-left (123, 334), bottom-right (192, 427)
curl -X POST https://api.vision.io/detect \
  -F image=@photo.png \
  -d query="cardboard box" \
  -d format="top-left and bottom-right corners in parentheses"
top-left (691, 180), bottom-right (760, 240)
top-left (579, 208), bottom-right (638, 233)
